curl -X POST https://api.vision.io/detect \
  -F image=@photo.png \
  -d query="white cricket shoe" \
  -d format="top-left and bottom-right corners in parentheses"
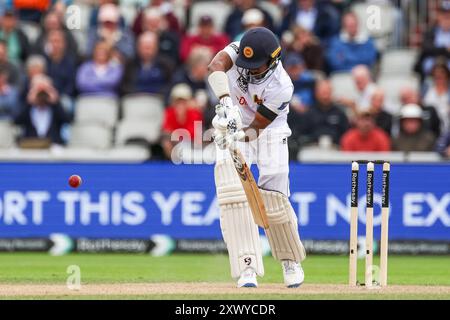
top-left (237, 267), bottom-right (258, 288)
top-left (282, 260), bottom-right (304, 288)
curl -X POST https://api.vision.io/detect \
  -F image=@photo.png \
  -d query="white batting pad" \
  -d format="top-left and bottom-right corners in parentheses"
top-left (260, 189), bottom-right (306, 262)
top-left (215, 159), bottom-right (264, 279)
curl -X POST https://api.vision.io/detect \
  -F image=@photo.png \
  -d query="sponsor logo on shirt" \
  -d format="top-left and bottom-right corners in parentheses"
top-left (278, 102), bottom-right (289, 110)
top-left (229, 43), bottom-right (239, 54)
top-left (237, 96), bottom-right (249, 107)
top-left (237, 76), bottom-right (248, 93)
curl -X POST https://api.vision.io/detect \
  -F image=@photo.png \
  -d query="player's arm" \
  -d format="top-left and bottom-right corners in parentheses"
top-left (243, 85), bottom-right (292, 141)
top-left (242, 108), bottom-right (275, 142)
top-left (208, 42), bottom-right (239, 102)
top-left (208, 43), bottom-right (243, 148)
top-left (207, 51), bottom-right (233, 101)
top-left (208, 51), bottom-right (233, 76)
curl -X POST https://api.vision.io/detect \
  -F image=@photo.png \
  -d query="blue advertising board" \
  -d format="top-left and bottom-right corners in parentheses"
top-left (0, 162), bottom-right (448, 241)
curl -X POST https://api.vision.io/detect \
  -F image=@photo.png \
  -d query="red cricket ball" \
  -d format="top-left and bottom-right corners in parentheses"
top-left (68, 175), bottom-right (82, 188)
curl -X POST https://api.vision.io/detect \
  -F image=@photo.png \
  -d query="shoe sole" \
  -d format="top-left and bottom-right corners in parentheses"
top-left (286, 282), bottom-right (303, 288)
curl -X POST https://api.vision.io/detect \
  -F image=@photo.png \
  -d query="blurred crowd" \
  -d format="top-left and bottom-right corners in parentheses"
top-left (0, 0), bottom-right (448, 160)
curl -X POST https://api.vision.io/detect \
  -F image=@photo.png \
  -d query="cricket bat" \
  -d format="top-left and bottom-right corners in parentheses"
top-left (229, 147), bottom-right (270, 229)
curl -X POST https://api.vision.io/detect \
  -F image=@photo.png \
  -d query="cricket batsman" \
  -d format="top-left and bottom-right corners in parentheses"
top-left (207, 27), bottom-right (306, 288)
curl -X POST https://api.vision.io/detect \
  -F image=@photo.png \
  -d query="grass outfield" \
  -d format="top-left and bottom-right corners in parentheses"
top-left (0, 253), bottom-right (449, 299)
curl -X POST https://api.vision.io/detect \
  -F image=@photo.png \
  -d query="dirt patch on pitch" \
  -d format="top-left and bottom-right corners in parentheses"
top-left (0, 283), bottom-right (449, 297)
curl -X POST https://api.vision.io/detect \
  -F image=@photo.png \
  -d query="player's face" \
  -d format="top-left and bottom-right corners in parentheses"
top-left (238, 59), bottom-right (278, 85)
top-left (249, 64), bottom-right (269, 76)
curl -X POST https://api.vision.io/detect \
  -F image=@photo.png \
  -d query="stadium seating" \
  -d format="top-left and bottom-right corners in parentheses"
top-left (378, 74), bottom-right (420, 114)
top-left (330, 72), bottom-right (359, 101)
top-left (0, 121), bottom-right (16, 148)
top-left (71, 29), bottom-right (89, 56)
top-left (121, 94), bottom-right (164, 121)
top-left (0, 0), bottom-right (444, 164)
top-left (380, 48), bottom-right (418, 76)
top-left (119, 1), bottom-right (140, 26)
top-left (68, 123), bottom-right (113, 149)
top-left (188, 1), bottom-right (232, 33)
top-left (259, 1), bottom-right (283, 26)
top-left (115, 119), bottom-right (161, 145)
top-left (119, 94), bottom-right (164, 145)
top-left (74, 95), bottom-right (119, 128)
top-left (56, 145), bottom-right (150, 162)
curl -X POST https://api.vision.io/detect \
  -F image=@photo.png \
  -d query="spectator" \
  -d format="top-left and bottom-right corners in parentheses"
top-left (0, 40), bottom-right (21, 88)
top-left (368, 88), bottom-right (393, 135)
top-left (161, 83), bottom-right (203, 159)
top-left (86, 3), bottom-right (135, 62)
top-left (76, 41), bottom-right (124, 97)
top-left (280, 0), bottom-right (340, 44)
top-left (25, 55), bottom-right (46, 79)
top-left (141, 7), bottom-right (180, 67)
top-left (414, 1), bottom-right (450, 81)
top-left (89, 0), bottom-right (126, 30)
top-left (400, 86), bottom-right (441, 138)
top-left (436, 130), bottom-right (450, 158)
top-left (234, 8), bottom-right (266, 41)
top-left (14, 74), bottom-right (70, 145)
top-left (132, 0), bottom-right (181, 36)
top-left (224, 0), bottom-right (274, 40)
top-left (20, 54), bottom-right (47, 104)
top-left (179, 15), bottom-right (229, 63)
top-left (392, 104), bottom-right (437, 152)
top-left (170, 48), bottom-right (213, 125)
top-left (51, 1), bottom-right (70, 24)
top-left (286, 26), bottom-right (324, 71)
top-left (284, 52), bottom-right (316, 111)
top-left (341, 111), bottom-right (391, 152)
top-left (326, 12), bottom-right (377, 72)
top-left (34, 10), bottom-right (79, 60)
top-left (41, 30), bottom-right (77, 101)
top-left (338, 65), bottom-right (377, 115)
top-left (300, 79), bottom-right (349, 148)
top-left (0, 9), bottom-right (30, 64)
top-left (0, 66), bottom-right (19, 120)
top-left (422, 60), bottom-right (450, 134)
top-left (122, 32), bottom-right (173, 95)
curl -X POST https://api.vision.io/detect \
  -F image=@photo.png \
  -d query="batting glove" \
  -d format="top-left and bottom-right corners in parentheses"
top-left (213, 129), bottom-right (245, 150)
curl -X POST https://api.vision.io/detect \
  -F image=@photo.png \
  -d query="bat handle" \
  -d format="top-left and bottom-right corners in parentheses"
top-left (228, 140), bottom-right (238, 152)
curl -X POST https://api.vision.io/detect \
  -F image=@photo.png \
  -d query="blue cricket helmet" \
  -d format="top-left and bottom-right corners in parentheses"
top-left (235, 27), bottom-right (281, 84)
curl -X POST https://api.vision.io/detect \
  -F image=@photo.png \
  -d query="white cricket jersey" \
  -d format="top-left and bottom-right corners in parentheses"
top-left (223, 41), bottom-right (294, 133)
